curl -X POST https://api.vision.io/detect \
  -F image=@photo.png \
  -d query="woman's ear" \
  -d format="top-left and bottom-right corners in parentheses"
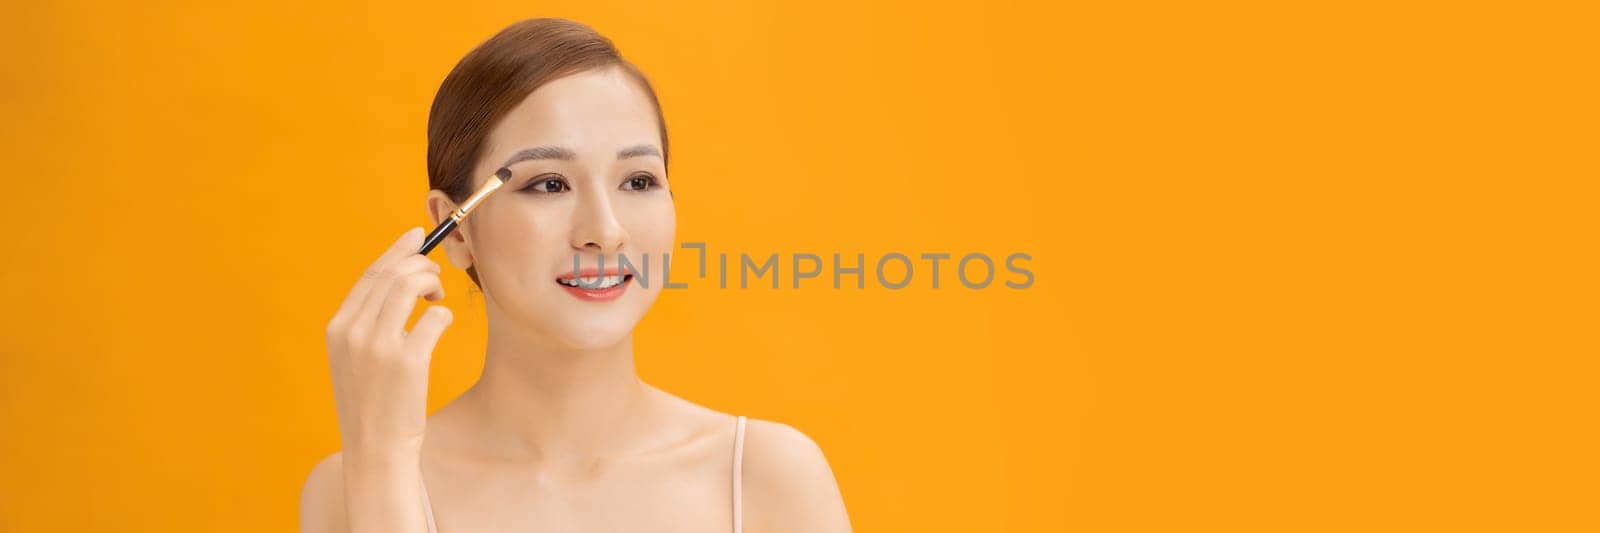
top-left (425, 190), bottom-right (475, 270)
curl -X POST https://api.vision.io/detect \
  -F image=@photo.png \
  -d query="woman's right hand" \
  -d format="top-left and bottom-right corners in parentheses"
top-left (324, 227), bottom-right (453, 457)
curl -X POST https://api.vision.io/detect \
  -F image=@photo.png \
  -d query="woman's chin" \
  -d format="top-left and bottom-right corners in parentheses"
top-left (536, 319), bottom-right (637, 351)
top-left (499, 283), bottom-right (656, 351)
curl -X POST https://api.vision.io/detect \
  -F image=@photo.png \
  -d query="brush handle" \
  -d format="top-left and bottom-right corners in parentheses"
top-left (418, 217), bottom-right (457, 255)
top-left (415, 167), bottom-right (512, 256)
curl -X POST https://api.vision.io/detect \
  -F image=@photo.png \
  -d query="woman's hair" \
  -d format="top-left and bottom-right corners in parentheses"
top-left (427, 18), bottom-right (669, 288)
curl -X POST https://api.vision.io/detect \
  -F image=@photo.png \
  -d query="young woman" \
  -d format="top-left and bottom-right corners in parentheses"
top-left (300, 18), bottom-right (851, 533)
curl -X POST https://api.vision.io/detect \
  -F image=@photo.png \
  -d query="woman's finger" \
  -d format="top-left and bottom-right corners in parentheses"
top-left (354, 254), bottom-right (441, 329)
top-left (373, 270), bottom-right (444, 337)
top-left (334, 227), bottom-right (424, 323)
top-left (402, 305), bottom-right (454, 360)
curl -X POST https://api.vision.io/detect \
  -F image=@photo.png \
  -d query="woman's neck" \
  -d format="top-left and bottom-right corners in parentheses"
top-left (456, 313), bottom-right (656, 466)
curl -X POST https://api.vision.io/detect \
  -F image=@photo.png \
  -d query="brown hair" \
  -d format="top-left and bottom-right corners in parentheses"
top-left (426, 18), bottom-right (669, 287)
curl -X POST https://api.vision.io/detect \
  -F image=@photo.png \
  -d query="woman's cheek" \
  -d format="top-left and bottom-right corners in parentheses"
top-left (639, 216), bottom-right (676, 264)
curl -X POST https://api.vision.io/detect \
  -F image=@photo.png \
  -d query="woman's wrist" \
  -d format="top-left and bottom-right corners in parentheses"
top-left (343, 445), bottom-right (422, 471)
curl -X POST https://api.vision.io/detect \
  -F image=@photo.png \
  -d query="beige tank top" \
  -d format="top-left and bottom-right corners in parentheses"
top-left (420, 415), bottom-right (748, 533)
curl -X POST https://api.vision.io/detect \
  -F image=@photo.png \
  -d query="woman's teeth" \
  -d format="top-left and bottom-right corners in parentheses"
top-left (559, 274), bottom-right (627, 288)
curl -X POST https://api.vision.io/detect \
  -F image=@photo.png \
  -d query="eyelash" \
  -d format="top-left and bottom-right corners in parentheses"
top-left (519, 173), bottom-right (660, 194)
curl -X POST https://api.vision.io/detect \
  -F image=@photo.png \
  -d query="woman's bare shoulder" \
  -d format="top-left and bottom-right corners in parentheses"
top-left (298, 451), bottom-right (348, 532)
top-left (739, 418), bottom-right (853, 533)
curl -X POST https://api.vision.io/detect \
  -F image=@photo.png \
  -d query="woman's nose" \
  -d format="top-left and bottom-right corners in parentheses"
top-left (569, 189), bottom-right (627, 252)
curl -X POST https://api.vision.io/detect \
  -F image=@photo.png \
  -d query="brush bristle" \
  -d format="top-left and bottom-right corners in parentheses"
top-left (495, 167), bottom-right (512, 182)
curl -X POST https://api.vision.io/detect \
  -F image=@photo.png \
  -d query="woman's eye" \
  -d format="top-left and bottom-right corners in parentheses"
top-left (523, 177), bottom-right (568, 193)
top-left (624, 174), bottom-right (657, 191)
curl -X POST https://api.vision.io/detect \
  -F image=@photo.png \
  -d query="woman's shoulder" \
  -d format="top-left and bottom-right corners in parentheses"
top-left (737, 417), bottom-right (853, 533)
top-left (646, 385), bottom-right (842, 488)
top-left (739, 417), bottom-right (827, 467)
top-left (298, 451), bottom-right (348, 532)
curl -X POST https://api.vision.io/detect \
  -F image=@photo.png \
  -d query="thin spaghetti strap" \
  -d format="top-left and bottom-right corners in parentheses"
top-left (420, 476), bottom-right (439, 533)
top-left (733, 415), bottom-right (748, 533)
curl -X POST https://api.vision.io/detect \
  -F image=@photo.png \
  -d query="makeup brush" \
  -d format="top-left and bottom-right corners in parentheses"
top-left (419, 167), bottom-right (514, 255)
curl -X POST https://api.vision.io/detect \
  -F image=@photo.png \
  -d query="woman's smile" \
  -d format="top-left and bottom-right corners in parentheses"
top-left (556, 266), bottom-right (634, 302)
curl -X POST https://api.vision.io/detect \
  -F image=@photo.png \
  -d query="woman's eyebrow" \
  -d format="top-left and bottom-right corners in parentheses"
top-left (502, 146), bottom-right (577, 167)
top-left (617, 144), bottom-right (661, 159)
top-left (500, 145), bottom-right (660, 166)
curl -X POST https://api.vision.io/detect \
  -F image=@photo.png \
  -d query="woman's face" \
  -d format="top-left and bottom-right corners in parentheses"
top-left (437, 66), bottom-right (674, 351)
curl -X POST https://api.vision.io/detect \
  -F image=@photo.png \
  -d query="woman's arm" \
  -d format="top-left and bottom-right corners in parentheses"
top-left (741, 420), bottom-right (853, 533)
top-left (305, 227), bottom-right (452, 533)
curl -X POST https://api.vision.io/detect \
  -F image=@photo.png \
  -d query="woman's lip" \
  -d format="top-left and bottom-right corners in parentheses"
top-left (557, 274), bottom-right (631, 302)
top-left (556, 266), bottom-right (626, 281)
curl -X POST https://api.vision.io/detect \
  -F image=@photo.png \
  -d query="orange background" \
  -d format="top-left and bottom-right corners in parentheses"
top-left (2, 1), bottom-right (1595, 531)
